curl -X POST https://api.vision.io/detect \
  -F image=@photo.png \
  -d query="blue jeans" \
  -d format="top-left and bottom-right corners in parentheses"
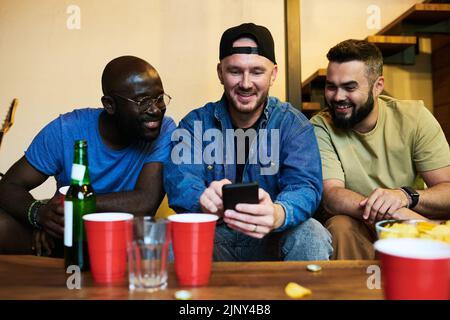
top-left (213, 218), bottom-right (332, 261)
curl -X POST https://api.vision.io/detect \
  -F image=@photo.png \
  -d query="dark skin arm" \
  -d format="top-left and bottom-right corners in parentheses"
top-left (93, 161), bottom-right (165, 217)
top-left (0, 156), bottom-right (50, 227)
top-left (0, 156), bottom-right (165, 239)
top-left (0, 156), bottom-right (62, 255)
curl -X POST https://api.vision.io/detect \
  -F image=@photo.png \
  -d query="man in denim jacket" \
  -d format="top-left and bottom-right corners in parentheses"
top-left (165, 23), bottom-right (332, 261)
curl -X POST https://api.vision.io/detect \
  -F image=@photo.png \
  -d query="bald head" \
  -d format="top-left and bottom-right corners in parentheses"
top-left (101, 56), bottom-right (161, 95)
top-left (100, 56), bottom-right (167, 146)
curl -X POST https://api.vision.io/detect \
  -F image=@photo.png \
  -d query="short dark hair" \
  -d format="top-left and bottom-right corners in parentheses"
top-left (326, 39), bottom-right (383, 83)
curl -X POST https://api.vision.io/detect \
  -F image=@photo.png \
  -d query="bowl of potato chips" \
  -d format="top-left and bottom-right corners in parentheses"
top-left (375, 219), bottom-right (450, 244)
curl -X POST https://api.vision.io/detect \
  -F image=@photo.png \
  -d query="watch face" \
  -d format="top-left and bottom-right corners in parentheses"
top-left (404, 187), bottom-right (419, 197)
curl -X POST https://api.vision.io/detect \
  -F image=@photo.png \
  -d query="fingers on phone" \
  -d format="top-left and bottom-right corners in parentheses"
top-left (202, 189), bottom-right (223, 213)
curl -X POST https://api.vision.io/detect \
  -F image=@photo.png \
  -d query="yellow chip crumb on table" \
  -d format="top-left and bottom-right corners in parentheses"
top-left (174, 290), bottom-right (192, 300)
top-left (285, 282), bottom-right (312, 299)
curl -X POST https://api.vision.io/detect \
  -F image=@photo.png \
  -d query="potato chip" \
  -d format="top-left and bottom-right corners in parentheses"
top-left (285, 282), bottom-right (312, 299)
top-left (416, 221), bottom-right (436, 233)
top-left (380, 220), bottom-right (450, 244)
top-left (428, 225), bottom-right (450, 243)
top-left (380, 223), bottom-right (418, 239)
top-left (429, 225), bottom-right (450, 235)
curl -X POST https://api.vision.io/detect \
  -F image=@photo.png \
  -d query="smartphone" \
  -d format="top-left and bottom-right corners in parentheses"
top-left (222, 182), bottom-right (259, 211)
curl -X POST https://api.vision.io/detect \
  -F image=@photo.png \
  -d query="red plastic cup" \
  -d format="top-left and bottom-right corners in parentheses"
top-left (168, 213), bottom-right (218, 286)
top-left (58, 186), bottom-right (70, 207)
top-left (83, 213), bottom-right (134, 284)
top-left (374, 238), bottom-right (450, 300)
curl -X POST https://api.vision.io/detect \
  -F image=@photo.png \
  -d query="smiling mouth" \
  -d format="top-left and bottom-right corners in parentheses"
top-left (236, 91), bottom-right (256, 103)
top-left (335, 104), bottom-right (352, 109)
top-left (333, 103), bottom-right (354, 113)
top-left (237, 91), bottom-right (254, 97)
top-left (143, 120), bottom-right (161, 129)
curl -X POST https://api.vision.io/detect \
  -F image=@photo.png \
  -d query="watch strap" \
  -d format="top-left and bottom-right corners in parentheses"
top-left (401, 186), bottom-right (419, 209)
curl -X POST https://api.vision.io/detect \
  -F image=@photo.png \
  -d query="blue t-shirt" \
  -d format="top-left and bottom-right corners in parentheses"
top-left (25, 108), bottom-right (176, 194)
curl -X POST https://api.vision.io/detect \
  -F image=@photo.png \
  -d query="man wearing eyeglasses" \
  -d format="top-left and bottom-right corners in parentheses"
top-left (165, 23), bottom-right (332, 261)
top-left (0, 56), bottom-right (175, 256)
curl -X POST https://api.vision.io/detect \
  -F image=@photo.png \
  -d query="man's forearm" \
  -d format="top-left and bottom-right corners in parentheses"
top-left (416, 182), bottom-right (450, 219)
top-left (0, 180), bottom-right (35, 224)
top-left (95, 190), bottom-right (165, 217)
top-left (0, 156), bottom-right (50, 224)
top-left (323, 187), bottom-right (366, 219)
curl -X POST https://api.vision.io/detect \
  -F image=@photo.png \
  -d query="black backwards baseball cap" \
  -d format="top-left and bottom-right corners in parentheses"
top-left (219, 23), bottom-right (276, 64)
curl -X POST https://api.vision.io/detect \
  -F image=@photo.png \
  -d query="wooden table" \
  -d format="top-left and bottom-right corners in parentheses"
top-left (0, 255), bottom-right (383, 300)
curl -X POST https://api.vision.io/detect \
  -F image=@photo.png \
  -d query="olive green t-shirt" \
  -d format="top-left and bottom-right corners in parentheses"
top-left (310, 95), bottom-right (450, 197)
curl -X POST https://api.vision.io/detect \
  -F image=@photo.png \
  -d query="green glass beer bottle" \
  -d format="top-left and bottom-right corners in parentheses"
top-left (64, 140), bottom-right (96, 271)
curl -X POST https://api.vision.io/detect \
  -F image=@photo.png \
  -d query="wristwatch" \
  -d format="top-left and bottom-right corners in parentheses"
top-left (401, 186), bottom-right (419, 209)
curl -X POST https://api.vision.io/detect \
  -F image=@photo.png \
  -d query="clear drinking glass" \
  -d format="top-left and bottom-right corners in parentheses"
top-left (127, 217), bottom-right (170, 292)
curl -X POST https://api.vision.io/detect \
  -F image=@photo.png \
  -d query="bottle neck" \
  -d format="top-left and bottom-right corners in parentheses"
top-left (71, 144), bottom-right (91, 185)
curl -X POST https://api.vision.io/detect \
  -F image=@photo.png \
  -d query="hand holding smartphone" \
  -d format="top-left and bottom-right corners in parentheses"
top-left (222, 182), bottom-right (259, 211)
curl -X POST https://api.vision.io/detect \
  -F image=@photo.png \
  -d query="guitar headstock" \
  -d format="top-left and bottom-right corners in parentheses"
top-left (1, 98), bottom-right (18, 134)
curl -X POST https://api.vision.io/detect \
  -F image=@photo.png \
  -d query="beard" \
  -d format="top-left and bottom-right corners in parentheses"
top-left (224, 87), bottom-right (268, 116)
top-left (326, 90), bottom-right (375, 130)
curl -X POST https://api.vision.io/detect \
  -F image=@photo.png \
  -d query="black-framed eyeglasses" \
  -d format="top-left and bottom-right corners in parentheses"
top-left (113, 92), bottom-right (171, 113)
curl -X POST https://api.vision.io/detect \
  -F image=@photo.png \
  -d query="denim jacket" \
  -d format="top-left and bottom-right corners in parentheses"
top-left (164, 96), bottom-right (323, 232)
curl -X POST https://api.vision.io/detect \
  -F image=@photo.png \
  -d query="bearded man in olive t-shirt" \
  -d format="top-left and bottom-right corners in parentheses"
top-left (310, 39), bottom-right (450, 259)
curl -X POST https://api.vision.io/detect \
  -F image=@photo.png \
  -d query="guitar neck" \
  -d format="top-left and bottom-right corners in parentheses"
top-left (0, 98), bottom-right (18, 149)
top-left (1, 99), bottom-right (17, 177)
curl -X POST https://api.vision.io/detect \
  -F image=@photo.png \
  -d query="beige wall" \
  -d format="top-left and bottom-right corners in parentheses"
top-left (0, 0), bottom-right (286, 198)
top-left (301, 0), bottom-right (433, 110)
